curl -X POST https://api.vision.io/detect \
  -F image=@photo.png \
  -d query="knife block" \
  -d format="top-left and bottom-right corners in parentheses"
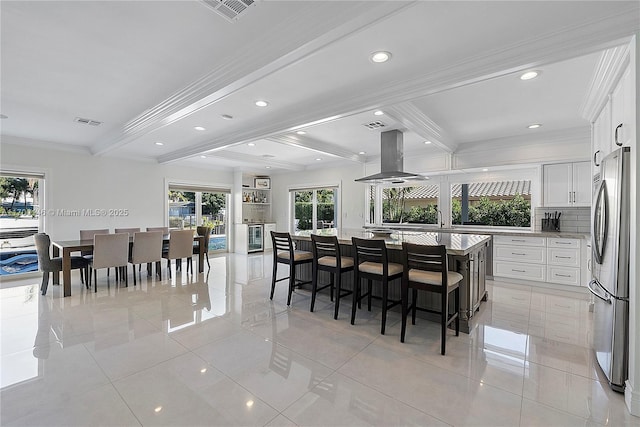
top-left (542, 218), bottom-right (560, 232)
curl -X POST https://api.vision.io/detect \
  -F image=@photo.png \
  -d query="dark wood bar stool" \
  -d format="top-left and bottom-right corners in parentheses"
top-left (310, 234), bottom-right (354, 319)
top-left (351, 237), bottom-right (403, 335)
top-left (400, 243), bottom-right (461, 355)
top-left (270, 231), bottom-right (313, 305)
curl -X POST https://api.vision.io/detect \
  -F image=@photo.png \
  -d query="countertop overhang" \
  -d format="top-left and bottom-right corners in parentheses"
top-left (292, 228), bottom-right (491, 256)
top-left (363, 225), bottom-right (589, 241)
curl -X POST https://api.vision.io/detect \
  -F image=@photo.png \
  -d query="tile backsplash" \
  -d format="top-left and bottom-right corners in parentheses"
top-left (534, 207), bottom-right (590, 234)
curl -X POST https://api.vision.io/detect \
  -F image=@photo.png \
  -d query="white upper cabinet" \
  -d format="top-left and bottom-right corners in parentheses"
top-left (592, 100), bottom-right (611, 169)
top-left (543, 162), bottom-right (591, 207)
top-left (610, 65), bottom-right (635, 149)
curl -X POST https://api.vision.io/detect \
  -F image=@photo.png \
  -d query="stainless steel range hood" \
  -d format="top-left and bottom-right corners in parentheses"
top-left (355, 129), bottom-right (424, 183)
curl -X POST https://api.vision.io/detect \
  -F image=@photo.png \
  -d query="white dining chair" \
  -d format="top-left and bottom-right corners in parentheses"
top-left (130, 231), bottom-right (163, 285)
top-left (163, 229), bottom-right (194, 278)
top-left (88, 233), bottom-right (129, 292)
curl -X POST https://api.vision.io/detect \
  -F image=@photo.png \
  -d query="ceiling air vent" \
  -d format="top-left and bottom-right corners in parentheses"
top-left (363, 121), bottom-right (386, 130)
top-left (201, 0), bottom-right (257, 22)
top-left (74, 117), bottom-right (102, 126)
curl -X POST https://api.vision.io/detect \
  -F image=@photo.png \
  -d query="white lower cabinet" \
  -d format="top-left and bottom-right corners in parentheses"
top-left (493, 235), bottom-right (584, 287)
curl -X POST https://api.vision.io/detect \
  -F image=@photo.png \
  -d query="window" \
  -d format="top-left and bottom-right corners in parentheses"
top-left (381, 184), bottom-right (439, 225)
top-left (1, 173), bottom-right (43, 276)
top-left (168, 184), bottom-right (230, 252)
top-left (450, 180), bottom-right (531, 227)
top-left (291, 186), bottom-right (338, 232)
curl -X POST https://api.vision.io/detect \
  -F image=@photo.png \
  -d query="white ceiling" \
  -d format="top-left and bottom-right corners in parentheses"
top-left (1, 1), bottom-right (638, 175)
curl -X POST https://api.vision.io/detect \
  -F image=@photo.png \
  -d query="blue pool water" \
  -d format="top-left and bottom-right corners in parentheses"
top-left (209, 235), bottom-right (227, 251)
top-left (0, 251), bottom-right (39, 275)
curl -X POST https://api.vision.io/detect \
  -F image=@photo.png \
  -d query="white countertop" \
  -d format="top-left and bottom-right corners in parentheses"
top-left (292, 228), bottom-right (491, 256)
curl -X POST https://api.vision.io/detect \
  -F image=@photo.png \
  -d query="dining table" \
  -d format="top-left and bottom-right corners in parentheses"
top-left (51, 234), bottom-right (205, 297)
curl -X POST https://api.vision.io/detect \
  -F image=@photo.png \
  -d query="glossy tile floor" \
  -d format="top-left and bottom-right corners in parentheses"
top-left (1, 253), bottom-right (636, 426)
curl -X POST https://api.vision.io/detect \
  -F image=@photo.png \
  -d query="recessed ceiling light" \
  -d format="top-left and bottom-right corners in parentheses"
top-left (315, 158), bottom-right (322, 161)
top-left (200, 155), bottom-right (207, 159)
top-left (221, 114), bottom-right (233, 120)
top-left (370, 51), bottom-right (391, 63)
top-left (0, 114), bottom-right (8, 119)
top-left (154, 406), bottom-right (162, 413)
top-left (194, 126), bottom-right (206, 131)
top-left (155, 142), bottom-right (164, 146)
top-left (527, 123), bottom-right (542, 129)
top-left (246, 400), bottom-right (254, 408)
top-left (255, 100), bottom-right (269, 107)
top-left (359, 151), bottom-right (366, 155)
top-left (482, 168), bottom-right (489, 172)
top-left (520, 71), bottom-right (540, 80)
top-left (200, 368), bottom-right (207, 373)
top-left (373, 110), bottom-right (384, 116)
top-left (424, 140), bottom-right (432, 144)
top-left (247, 142), bottom-right (255, 147)
top-left (296, 131), bottom-right (306, 135)
top-left (265, 166), bottom-right (271, 169)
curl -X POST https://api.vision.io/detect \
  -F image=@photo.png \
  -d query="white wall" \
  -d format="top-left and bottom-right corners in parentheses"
top-left (269, 162), bottom-right (366, 231)
top-left (0, 138), bottom-right (233, 241)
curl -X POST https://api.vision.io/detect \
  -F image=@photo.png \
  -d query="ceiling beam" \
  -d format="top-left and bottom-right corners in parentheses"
top-left (204, 150), bottom-right (305, 171)
top-left (157, 4), bottom-right (639, 164)
top-left (385, 102), bottom-right (457, 153)
top-left (266, 135), bottom-right (364, 163)
top-left (90, 1), bottom-right (416, 156)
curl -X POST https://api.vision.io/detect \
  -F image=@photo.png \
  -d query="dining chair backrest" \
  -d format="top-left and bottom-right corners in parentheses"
top-left (34, 233), bottom-right (54, 270)
top-left (167, 229), bottom-right (194, 259)
top-left (402, 243), bottom-right (447, 277)
top-left (352, 237), bottom-right (389, 267)
top-left (271, 231), bottom-right (294, 259)
top-left (311, 234), bottom-right (341, 265)
top-left (80, 229), bottom-right (109, 256)
top-left (114, 227), bottom-right (141, 236)
top-left (131, 231), bottom-right (163, 264)
top-left (92, 233), bottom-right (129, 269)
top-left (146, 226), bottom-right (169, 234)
top-left (80, 229), bottom-right (109, 241)
top-left (196, 226), bottom-right (212, 247)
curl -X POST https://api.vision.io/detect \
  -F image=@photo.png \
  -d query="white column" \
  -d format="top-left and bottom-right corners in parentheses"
top-left (625, 33), bottom-right (640, 417)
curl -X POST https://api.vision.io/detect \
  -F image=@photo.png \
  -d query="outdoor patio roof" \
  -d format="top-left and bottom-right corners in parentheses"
top-left (386, 180), bottom-right (531, 200)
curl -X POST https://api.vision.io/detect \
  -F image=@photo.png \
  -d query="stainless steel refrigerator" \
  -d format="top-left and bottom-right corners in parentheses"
top-left (588, 146), bottom-right (631, 392)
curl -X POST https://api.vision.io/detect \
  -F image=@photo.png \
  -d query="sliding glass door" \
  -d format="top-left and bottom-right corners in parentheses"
top-left (168, 185), bottom-right (229, 253)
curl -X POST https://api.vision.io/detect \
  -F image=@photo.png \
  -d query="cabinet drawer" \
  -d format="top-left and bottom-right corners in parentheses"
top-left (495, 246), bottom-right (545, 264)
top-left (547, 238), bottom-right (580, 249)
top-left (494, 235), bottom-right (546, 247)
top-left (494, 261), bottom-right (546, 282)
top-left (547, 248), bottom-right (580, 267)
top-left (546, 266), bottom-right (581, 286)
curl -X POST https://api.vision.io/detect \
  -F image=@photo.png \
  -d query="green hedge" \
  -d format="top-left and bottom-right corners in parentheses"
top-left (295, 203), bottom-right (334, 230)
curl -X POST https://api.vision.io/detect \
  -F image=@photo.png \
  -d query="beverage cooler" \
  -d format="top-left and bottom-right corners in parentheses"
top-left (248, 224), bottom-right (264, 253)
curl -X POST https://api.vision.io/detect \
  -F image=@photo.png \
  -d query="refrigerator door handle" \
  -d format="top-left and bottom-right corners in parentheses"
top-left (588, 279), bottom-right (612, 304)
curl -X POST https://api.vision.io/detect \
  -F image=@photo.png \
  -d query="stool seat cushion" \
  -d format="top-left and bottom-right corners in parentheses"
top-left (358, 261), bottom-right (403, 277)
top-left (408, 269), bottom-right (463, 288)
top-left (318, 256), bottom-right (354, 268)
top-left (277, 250), bottom-right (313, 262)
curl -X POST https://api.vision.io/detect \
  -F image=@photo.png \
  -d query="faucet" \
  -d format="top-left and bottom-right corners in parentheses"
top-left (437, 210), bottom-right (444, 228)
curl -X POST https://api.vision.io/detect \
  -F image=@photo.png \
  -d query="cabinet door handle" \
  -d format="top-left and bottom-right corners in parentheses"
top-left (594, 150), bottom-right (600, 166)
top-left (512, 269), bottom-right (526, 273)
top-left (615, 123), bottom-right (623, 146)
top-left (512, 252), bottom-right (526, 256)
top-left (555, 274), bottom-right (572, 278)
top-left (554, 241), bottom-right (572, 245)
top-left (573, 191), bottom-right (576, 204)
top-left (511, 239), bottom-right (525, 242)
top-left (555, 256), bottom-right (572, 259)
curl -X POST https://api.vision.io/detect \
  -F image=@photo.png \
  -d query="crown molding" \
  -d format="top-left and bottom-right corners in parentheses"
top-left (580, 42), bottom-right (632, 121)
top-left (157, 4), bottom-right (638, 164)
top-left (454, 127), bottom-right (590, 153)
top-left (0, 134), bottom-right (91, 155)
top-left (90, 1), bottom-right (415, 156)
top-left (385, 102), bottom-right (456, 153)
top-left (266, 135), bottom-right (363, 163)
